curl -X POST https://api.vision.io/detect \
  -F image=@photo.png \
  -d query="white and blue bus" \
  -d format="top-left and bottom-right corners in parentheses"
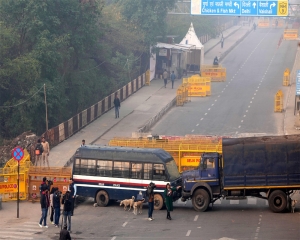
top-left (72, 145), bottom-right (181, 210)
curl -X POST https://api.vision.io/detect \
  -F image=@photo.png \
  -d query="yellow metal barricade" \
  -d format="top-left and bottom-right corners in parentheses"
top-left (201, 66), bottom-right (226, 82)
top-left (283, 68), bottom-right (290, 86)
top-left (183, 75), bottom-right (211, 96)
top-left (0, 149), bottom-right (32, 201)
top-left (283, 29), bottom-right (298, 40)
top-left (145, 69), bottom-right (150, 86)
top-left (28, 167), bottom-right (72, 201)
top-left (274, 90), bottom-right (284, 112)
top-left (176, 86), bottom-right (184, 106)
top-left (258, 20), bottom-right (270, 28)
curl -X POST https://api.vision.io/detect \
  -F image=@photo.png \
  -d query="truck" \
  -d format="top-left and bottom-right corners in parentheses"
top-left (178, 134), bottom-right (300, 213)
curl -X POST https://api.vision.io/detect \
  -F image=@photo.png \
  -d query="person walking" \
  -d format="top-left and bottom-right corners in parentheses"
top-left (60, 224), bottom-right (72, 240)
top-left (53, 187), bottom-right (61, 227)
top-left (34, 139), bottom-right (43, 166)
top-left (68, 178), bottom-right (77, 216)
top-left (146, 182), bottom-right (156, 221)
top-left (39, 188), bottom-right (50, 228)
top-left (170, 71), bottom-right (176, 89)
top-left (62, 191), bottom-right (72, 232)
top-left (49, 187), bottom-right (55, 225)
top-left (163, 69), bottom-right (168, 88)
top-left (221, 37), bottom-right (224, 48)
top-left (164, 183), bottom-right (181, 220)
top-left (113, 94), bottom-right (121, 119)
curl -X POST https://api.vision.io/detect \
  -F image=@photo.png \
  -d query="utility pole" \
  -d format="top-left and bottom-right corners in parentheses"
top-left (44, 84), bottom-right (48, 131)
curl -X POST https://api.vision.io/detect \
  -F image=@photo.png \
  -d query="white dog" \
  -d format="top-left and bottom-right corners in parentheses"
top-left (133, 199), bottom-right (145, 215)
top-left (291, 199), bottom-right (297, 213)
top-left (120, 196), bottom-right (135, 211)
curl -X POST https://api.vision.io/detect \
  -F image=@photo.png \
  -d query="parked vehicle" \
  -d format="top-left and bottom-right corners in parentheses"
top-left (178, 135), bottom-right (300, 213)
top-left (72, 145), bottom-right (181, 210)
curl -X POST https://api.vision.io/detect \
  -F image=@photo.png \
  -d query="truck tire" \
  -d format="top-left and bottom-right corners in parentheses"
top-left (154, 193), bottom-right (164, 210)
top-left (268, 190), bottom-right (287, 213)
top-left (96, 190), bottom-right (109, 207)
top-left (192, 189), bottom-right (210, 212)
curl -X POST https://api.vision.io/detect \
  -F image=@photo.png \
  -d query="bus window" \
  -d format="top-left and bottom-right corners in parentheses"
top-left (113, 161), bottom-right (130, 178)
top-left (153, 164), bottom-right (166, 180)
top-left (131, 163), bottom-right (142, 179)
top-left (81, 159), bottom-right (96, 176)
top-left (74, 158), bottom-right (81, 174)
top-left (97, 160), bottom-right (112, 177)
top-left (143, 163), bottom-right (152, 180)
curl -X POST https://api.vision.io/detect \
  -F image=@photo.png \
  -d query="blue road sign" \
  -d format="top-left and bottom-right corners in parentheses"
top-left (296, 70), bottom-right (300, 96)
top-left (191, 0), bottom-right (289, 16)
top-left (12, 147), bottom-right (24, 162)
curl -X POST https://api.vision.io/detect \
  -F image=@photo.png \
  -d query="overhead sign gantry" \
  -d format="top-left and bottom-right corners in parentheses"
top-left (191, 0), bottom-right (289, 16)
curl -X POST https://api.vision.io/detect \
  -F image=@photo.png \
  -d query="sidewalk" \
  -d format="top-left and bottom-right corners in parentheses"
top-left (48, 24), bottom-right (258, 167)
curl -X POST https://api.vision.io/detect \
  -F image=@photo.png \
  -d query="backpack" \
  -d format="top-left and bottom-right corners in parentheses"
top-left (35, 143), bottom-right (44, 155)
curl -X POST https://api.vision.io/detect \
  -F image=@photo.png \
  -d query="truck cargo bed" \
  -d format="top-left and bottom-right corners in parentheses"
top-left (222, 135), bottom-right (300, 188)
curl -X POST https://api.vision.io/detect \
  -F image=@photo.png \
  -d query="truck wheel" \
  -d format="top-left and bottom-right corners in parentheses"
top-left (268, 190), bottom-right (287, 213)
top-left (96, 190), bottom-right (109, 207)
top-left (192, 189), bottom-right (210, 212)
top-left (154, 193), bottom-right (164, 210)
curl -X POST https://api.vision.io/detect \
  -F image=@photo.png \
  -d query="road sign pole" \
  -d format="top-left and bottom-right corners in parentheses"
top-left (17, 161), bottom-right (20, 218)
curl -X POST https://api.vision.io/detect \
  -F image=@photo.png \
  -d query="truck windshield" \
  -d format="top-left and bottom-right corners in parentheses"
top-left (166, 160), bottom-right (181, 181)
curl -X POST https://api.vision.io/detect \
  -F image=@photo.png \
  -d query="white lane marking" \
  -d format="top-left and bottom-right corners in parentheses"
top-left (200, 118), bottom-right (204, 120)
top-left (254, 93), bottom-right (256, 95)
top-left (205, 113), bottom-right (207, 115)
top-left (241, 120), bottom-right (244, 123)
top-left (211, 104), bottom-right (214, 106)
top-left (111, 237), bottom-right (116, 240)
top-left (244, 115), bottom-right (246, 117)
top-left (191, 129), bottom-right (194, 133)
top-left (186, 230), bottom-right (191, 236)
top-left (250, 101), bottom-right (252, 103)
top-left (196, 124), bottom-right (199, 126)
top-left (230, 200), bottom-right (240, 204)
top-left (122, 222), bottom-right (128, 227)
top-left (238, 126), bottom-right (241, 128)
top-left (252, 97), bottom-right (254, 100)
top-left (235, 131), bottom-right (239, 135)
top-left (194, 215), bottom-right (199, 221)
top-left (215, 99), bottom-right (217, 102)
top-left (208, 108), bottom-right (211, 111)
top-left (246, 110), bottom-right (248, 112)
top-left (218, 95), bottom-right (220, 98)
top-left (256, 89), bottom-right (258, 92)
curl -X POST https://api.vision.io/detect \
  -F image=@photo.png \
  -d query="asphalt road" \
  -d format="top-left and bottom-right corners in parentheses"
top-left (51, 197), bottom-right (300, 240)
top-left (152, 28), bottom-right (298, 137)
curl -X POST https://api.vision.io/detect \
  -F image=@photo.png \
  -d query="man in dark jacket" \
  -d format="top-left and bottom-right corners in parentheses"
top-left (53, 188), bottom-right (61, 227)
top-left (39, 189), bottom-right (50, 228)
top-left (62, 191), bottom-right (72, 232)
top-left (113, 94), bottom-right (121, 118)
top-left (60, 224), bottom-right (72, 240)
top-left (68, 178), bottom-right (77, 215)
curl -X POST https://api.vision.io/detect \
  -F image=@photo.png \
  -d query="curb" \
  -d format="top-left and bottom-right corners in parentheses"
top-left (138, 97), bottom-right (177, 133)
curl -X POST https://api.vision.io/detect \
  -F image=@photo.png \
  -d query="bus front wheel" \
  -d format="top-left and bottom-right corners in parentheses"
top-left (96, 190), bottom-right (109, 207)
top-left (154, 193), bottom-right (164, 210)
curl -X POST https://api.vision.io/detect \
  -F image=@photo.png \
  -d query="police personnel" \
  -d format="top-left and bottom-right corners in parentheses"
top-left (68, 178), bottom-right (77, 216)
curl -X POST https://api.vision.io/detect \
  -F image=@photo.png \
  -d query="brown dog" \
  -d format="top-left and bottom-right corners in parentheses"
top-left (120, 196), bottom-right (135, 211)
top-left (133, 199), bottom-right (145, 215)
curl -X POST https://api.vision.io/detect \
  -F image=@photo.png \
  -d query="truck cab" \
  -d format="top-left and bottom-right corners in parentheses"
top-left (181, 153), bottom-right (221, 211)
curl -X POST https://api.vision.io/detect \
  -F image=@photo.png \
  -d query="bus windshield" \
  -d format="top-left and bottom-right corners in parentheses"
top-left (166, 160), bottom-right (180, 181)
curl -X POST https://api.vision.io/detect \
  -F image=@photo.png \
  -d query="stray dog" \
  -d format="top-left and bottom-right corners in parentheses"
top-left (133, 199), bottom-right (145, 215)
top-left (291, 199), bottom-right (297, 213)
top-left (120, 196), bottom-right (135, 211)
